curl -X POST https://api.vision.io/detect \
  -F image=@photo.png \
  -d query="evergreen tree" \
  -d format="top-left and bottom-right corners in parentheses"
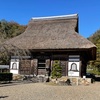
top-left (0, 19), bottom-right (27, 64)
top-left (51, 60), bottom-right (62, 79)
top-left (88, 29), bottom-right (100, 74)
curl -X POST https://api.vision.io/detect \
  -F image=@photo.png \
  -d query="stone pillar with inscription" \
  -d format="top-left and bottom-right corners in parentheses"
top-left (45, 59), bottom-right (50, 82)
top-left (46, 59), bottom-right (51, 75)
top-left (31, 59), bottom-right (38, 76)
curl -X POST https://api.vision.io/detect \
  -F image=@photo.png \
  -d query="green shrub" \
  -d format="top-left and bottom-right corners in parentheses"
top-left (51, 60), bottom-right (62, 79)
top-left (0, 73), bottom-right (13, 82)
top-left (87, 70), bottom-right (100, 75)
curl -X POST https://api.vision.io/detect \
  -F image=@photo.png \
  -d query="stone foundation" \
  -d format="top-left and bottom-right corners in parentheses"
top-left (12, 74), bottom-right (24, 81)
top-left (50, 76), bottom-right (94, 86)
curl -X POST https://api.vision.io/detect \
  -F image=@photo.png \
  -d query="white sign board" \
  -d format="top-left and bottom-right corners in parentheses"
top-left (68, 62), bottom-right (80, 77)
top-left (10, 59), bottom-right (19, 74)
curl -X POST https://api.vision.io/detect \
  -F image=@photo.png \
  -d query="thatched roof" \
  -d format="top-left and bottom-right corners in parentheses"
top-left (5, 14), bottom-right (96, 50)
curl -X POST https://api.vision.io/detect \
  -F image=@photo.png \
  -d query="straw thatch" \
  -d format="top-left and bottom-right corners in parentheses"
top-left (5, 14), bottom-right (96, 50)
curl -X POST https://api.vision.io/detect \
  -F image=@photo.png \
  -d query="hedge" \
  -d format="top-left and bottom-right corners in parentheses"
top-left (0, 73), bottom-right (13, 82)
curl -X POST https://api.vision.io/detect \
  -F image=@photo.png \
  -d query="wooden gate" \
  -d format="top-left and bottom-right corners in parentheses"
top-left (31, 58), bottom-right (51, 76)
top-left (60, 61), bottom-right (67, 76)
top-left (19, 60), bottom-right (31, 75)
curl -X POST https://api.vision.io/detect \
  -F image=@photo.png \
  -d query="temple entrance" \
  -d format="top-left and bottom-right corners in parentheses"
top-left (38, 59), bottom-right (46, 75)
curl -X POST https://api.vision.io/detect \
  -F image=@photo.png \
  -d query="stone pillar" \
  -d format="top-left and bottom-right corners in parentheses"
top-left (31, 59), bottom-right (38, 76)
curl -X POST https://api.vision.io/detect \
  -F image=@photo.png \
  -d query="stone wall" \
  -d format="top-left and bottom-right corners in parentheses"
top-left (50, 76), bottom-right (94, 86)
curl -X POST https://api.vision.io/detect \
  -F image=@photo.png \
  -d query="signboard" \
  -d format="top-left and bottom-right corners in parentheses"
top-left (10, 59), bottom-right (19, 74)
top-left (68, 62), bottom-right (80, 77)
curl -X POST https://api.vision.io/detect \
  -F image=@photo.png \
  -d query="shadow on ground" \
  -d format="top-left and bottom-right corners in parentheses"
top-left (0, 76), bottom-right (41, 87)
top-left (0, 96), bottom-right (8, 99)
top-left (0, 81), bottom-right (34, 87)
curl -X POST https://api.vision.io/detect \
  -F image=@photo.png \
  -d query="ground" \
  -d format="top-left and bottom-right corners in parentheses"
top-left (0, 82), bottom-right (100, 100)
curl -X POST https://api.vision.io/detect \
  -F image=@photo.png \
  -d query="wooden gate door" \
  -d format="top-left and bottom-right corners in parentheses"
top-left (31, 58), bottom-right (51, 76)
top-left (38, 59), bottom-right (46, 75)
top-left (20, 60), bottom-right (31, 75)
top-left (60, 61), bottom-right (67, 76)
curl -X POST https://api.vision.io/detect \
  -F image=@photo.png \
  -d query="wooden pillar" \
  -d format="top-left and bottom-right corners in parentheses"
top-left (46, 59), bottom-right (51, 76)
top-left (79, 61), bottom-right (82, 77)
top-left (66, 61), bottom-right (68, 76)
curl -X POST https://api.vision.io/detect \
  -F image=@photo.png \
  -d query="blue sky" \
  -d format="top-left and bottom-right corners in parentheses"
top-left (0, 0), bottom-right (100, 38)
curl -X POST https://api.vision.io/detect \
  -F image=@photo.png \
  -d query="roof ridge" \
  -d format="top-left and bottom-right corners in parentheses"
top-left (31, 14), bottom-right (78, 21)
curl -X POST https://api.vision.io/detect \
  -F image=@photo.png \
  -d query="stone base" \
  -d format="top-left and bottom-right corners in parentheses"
top-left (50, 76), bottom-right (94, 86)
top-left (13, 74), bottom-right (24, 81)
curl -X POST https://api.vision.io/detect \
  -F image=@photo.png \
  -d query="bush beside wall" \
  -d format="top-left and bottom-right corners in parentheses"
top-left (0, 73), bottom-right (13, 82)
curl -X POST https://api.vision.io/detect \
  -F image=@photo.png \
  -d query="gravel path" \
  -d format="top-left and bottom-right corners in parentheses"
top-left (0, 82), bottom-right (100, 100)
